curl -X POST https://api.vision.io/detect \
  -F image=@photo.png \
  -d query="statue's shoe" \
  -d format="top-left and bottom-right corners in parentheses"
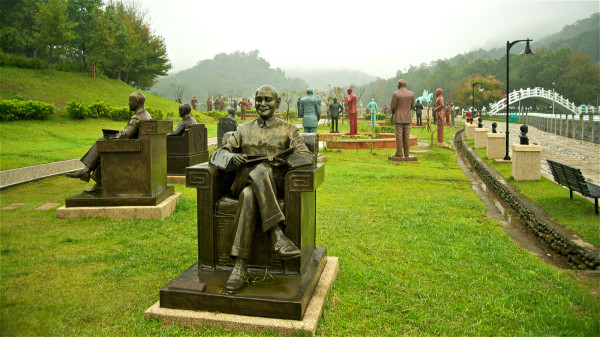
top-left (226, 265), bottom-right (247, 294)
top-left (84, 183), bottom-right (102, 193)
top-left (65, 168), bottom-right (90, 182)
top-left (273, 236), bottom-right (301, 260)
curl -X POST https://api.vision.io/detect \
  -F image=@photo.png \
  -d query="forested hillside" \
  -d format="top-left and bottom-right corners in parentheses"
top-left (150, 50), bottom-right (308, 102)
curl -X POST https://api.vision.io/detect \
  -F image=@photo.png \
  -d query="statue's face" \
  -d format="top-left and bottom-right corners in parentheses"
top-left (128, 95), bottom-right (137, 111)
top-left (255, 86), bottom-right (280, 119)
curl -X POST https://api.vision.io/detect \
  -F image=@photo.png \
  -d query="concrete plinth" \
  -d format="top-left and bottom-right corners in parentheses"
top-left (167, 175), bottom-right (186, 184)
top-left (511, 145), bottom-right (542, 181)
top-left (474, 128), bottom-right (490, 149)
top-left (56, 193), bottom-right (181, 220)
top-left (388, 155), bottom-right (418, 162)
top-left (145, 256), bottom-right (339, 337)
top-left (486, 133), bottom-right (506, 159)
top-left (465, 124), bottom-right (478, 140)
top-left (435, 142), bottom-right (451, 149)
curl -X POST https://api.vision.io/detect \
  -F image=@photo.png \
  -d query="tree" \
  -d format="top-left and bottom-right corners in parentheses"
top-left (67, 0), bottom-right (102, 73)
top-left (33, 0), bottom-right (77, 76)
top-left (451, 74), bottom-right (504, 110)
top-left (280, 90), bottom-right (297, 121)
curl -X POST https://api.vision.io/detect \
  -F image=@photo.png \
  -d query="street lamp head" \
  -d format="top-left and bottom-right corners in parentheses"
top-left (520, 39), bottom-right (535, 56)
top-left (552, 79), bottom-right (556, 87)
top-left (478, 84), bottom-right (484, 92)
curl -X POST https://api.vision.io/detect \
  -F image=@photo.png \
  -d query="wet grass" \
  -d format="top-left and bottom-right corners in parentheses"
top-left (0, 142), bottom-right (598, 336)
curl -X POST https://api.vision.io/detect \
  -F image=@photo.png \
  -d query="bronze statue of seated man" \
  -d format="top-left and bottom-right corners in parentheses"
top-left (65, 92), bottom-right (152, 193)
top-left (167, 103), bottom-right (197, 136)
top-left (209, 85), bottom-right (313, 294)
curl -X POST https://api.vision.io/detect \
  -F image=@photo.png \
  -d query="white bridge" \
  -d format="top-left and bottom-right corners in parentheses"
top-left (488, 87), bottom-right (598, 116)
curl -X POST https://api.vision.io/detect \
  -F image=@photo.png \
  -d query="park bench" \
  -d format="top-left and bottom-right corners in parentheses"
top-left (547, 159), bottom-right (600, 214)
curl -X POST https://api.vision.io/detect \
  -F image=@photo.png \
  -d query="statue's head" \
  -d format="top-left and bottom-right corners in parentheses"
top-left (371, 98), bottom-right (375, 102)
top-left (397, 79), bottom-right (407, 88)
top-left (520, 124), bottom-right (528, 134)
top-left (416, 99), bottom-right (420, 104)
top-left (333, 98), bottom-right (338, 103)
top-left (307, 88), bottom-right (314, 95)
top-left (255, 85), bottom-right (280, 120)
top-left (129, 92), bottom-right (145, 111)
top-left (435, 88), bottom-right (443, 96)
top-left (347, 87), bottom-right (353, 95)
top-left (179, 103), bottom-right (192, 117)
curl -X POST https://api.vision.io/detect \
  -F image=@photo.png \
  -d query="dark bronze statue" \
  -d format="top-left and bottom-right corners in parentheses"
top-left (492, 122), bottom-right (497, 133)
top-left (217, 108), bottom-right (238, 147)
top-left (477, 117), bottom-right (483, 128)
top-left (328, 98), bottom-right (343, 133)
top-left (65, 92), bottom-right (152, 193)
top-left (167, 104), bottom-right (197, 136)
top-left (210, 85), bottom-right (313, 294)
top-left (519, 124), bottom-right (529, 145)
top-left (390, 79), bottom-right (415, 157)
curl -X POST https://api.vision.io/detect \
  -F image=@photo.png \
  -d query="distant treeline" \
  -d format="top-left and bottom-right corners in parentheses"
top-left (0, 0), bottom-right (171, 90)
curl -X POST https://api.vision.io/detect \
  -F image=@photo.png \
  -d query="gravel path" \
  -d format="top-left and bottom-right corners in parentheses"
top-left (482, 120), bottom-right (600, 184)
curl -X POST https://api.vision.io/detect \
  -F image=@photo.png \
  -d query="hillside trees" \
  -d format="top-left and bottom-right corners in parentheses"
top-left (0, 0), bottom-right (171, 89)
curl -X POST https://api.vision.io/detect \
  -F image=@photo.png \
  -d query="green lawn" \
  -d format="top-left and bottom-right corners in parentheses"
top-left (0, 145), bottom-right (597, 336)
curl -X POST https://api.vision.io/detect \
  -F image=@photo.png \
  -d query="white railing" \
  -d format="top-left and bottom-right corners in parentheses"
top-left (488, 88), bottom-right (598, 116)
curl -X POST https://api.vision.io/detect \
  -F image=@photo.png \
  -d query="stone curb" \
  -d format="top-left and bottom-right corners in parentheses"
top-left (454, 129), bottom-right (599, 270)
top-left (0, 159), bottom-right (84, 191)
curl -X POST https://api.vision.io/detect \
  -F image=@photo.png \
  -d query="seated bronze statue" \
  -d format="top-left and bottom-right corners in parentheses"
top-left (209, 85), bottom-right (314, 294)
top-left (66, 92), bottom-right (151, 193)
top-left (167, 103), bottom-right (196, 136)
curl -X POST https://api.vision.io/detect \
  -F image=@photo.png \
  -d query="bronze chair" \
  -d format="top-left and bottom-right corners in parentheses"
top-left (66, 120), bottom-right (174, 207)
top-left (166, 124), bottom-right (209, 175)
top-left (186, 132), bottom-right (324, 275)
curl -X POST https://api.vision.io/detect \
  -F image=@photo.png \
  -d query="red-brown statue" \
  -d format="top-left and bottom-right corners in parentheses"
top-left (389, 79), bottom-right (415, 158)
top-left (445, 103), bottom-right (451, 126)
top-left (434, 88), bottom-right (445, 144)
top-left (346, 87), bottom-right (358, 135)
top-left (239, 99), bottom-right (248, 120)
top-left (466, 110), bottom-right (472, 123)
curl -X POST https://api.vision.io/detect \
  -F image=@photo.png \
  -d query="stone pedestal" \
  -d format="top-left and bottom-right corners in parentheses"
top-left (455, 115), bottom-right (463, 123)
top-left (486, 133), bottom-right (506, 159)
top-left (474, 128), bottom-right (490, 149)
top-left (511, 145), bottom-right (542, 181)
top-left (388, 155), bottom-right (418, 162)
top-left (435, 142), bottom-right (451, 149)
top-left (465, 124), bottom-right (478, 140)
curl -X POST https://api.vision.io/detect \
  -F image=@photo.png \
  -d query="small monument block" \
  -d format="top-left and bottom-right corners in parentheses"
top-left (474, 128), bottom-right (490, 148)
top-left (511, 144), bottom-right (542, 181)
top-left (486, 133), bottom-right (506, 159)
top-left (465, 124), bottom-right (478, 140)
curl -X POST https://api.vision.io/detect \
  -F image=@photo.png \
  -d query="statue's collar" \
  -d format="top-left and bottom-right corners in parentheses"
top-left (256, 116), bottom-right (277, 128)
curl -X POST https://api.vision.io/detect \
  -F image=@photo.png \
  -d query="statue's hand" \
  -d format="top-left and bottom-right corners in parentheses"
top-left (231, 154), bottom-right (247, 169)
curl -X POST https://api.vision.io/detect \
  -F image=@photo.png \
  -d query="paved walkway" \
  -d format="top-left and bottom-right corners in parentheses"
top-left (482, 120), bottom-right (600, 184)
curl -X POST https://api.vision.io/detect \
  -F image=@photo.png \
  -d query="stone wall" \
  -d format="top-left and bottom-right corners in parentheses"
top-left (454, 129), bottom-right (599, 270)
top-left (517, 115), bottom-right (599, 144)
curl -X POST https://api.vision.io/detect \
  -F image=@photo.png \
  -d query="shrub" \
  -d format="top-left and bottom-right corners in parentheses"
top-left (364, 113), bottom-right (388, 121)
top-left (147, 107), bottom-right (163, 120)
top-left (0, 100), bottom-right (54, 121)
top-left (67, 100), bottom-right (88, 119)
top-left (0, 51), bottom-right (47, 69)
top-left (109, 106), bottom-right (131, 121)
top-left (87, 100), bottom-right (111, 118)
top-left (205, 110), bottom-right (228, 120)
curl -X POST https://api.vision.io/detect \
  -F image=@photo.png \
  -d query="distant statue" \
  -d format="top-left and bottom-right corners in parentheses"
top-left (383, 104), bottom-right (389, 115)
top-left (191, 96), bottom-right (198, 111)
top-left (247, 98), bottom-right (252, 110)
top-left (466, 110), bottom-right (472, 123)
top-left (416, 90), bottom-right (433, 107)
top-left (519, 125), bottom-right (529, 145)
top-left (210, 85), bottom-right (313, 293)
top-left (346, 87), bottom-right (358, 135)
top-left (366, 98), bottom-right (378, 125)
top-left (433, 88), bottom-right (445, 144)
top-left (491, 122), bottom-right (497, 133)
top-left (238, 98), bottom-right (248, 120)
top-left (207, 98), bottom-right (212, 111)
top-left (477, 117), bottom-right (483, 128)
top-left (65, 92), bottom-right (151, 193)
top-left (390, 79), bottom-right (415, 158)
top-left (414, 99), bottom-right (423, 126)
top-left (328, 98), bottom-right (343, 133)
top-left (298, 88), bottom-right (321, 133)
top-left (445, 103), bottom-right (451, 126)
top-left (167, 103), bottom-right (197, 136)
top-left (217, 107), bottom-right (238, 147)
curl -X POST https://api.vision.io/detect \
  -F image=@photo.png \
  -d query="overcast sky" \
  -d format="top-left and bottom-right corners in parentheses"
top-left (140, 0), bottom-right (598, 78)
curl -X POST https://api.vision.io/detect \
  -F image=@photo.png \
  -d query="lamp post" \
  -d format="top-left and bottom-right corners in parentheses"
top-left (552, 78), bottom-right (556, 133)
top-left (471, 82), bottom-right (484, 124)
top-left (504, 38), bottom-right (535, 160)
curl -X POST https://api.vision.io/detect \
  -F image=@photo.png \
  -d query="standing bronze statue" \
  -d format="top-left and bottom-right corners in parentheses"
top-left (167, 104), bottom-right (197, 136)
top-left (65, 92), bottom-right (151, 193)
top-left (191, 96), bottom-right (198, 111)
top-left (328, 98), bottom-right (343, 133)
top-left (434, 88), bottom-right (445, 144)
top-left (210, 85), bottom-right (314, 294)
top-left (390, 79), bottom-right (415, 158)
top-left (298, 88), bottom-right (321, 133)
top-left (346, 87), bottom-right (358, 135)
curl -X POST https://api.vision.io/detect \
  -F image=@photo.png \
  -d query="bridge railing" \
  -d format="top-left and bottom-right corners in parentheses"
top-left (488, 87), bottom-right (598, 116)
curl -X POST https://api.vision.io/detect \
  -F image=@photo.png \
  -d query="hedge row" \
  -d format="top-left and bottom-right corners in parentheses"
top-left (67, 100), bottom-right (164, 121)
top-left (0, 100), bottom-right (54, 121)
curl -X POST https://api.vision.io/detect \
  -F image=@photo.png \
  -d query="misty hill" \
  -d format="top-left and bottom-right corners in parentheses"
top-left (284, 68), bottom-right (378, 91)
top-left (150, 50), bottom-right (308, 101)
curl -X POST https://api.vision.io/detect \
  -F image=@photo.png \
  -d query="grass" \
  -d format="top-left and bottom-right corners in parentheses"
top-left (1, 144), bottom-right (598, 336)
top-left (473, 145), bottom-right (600, 246)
